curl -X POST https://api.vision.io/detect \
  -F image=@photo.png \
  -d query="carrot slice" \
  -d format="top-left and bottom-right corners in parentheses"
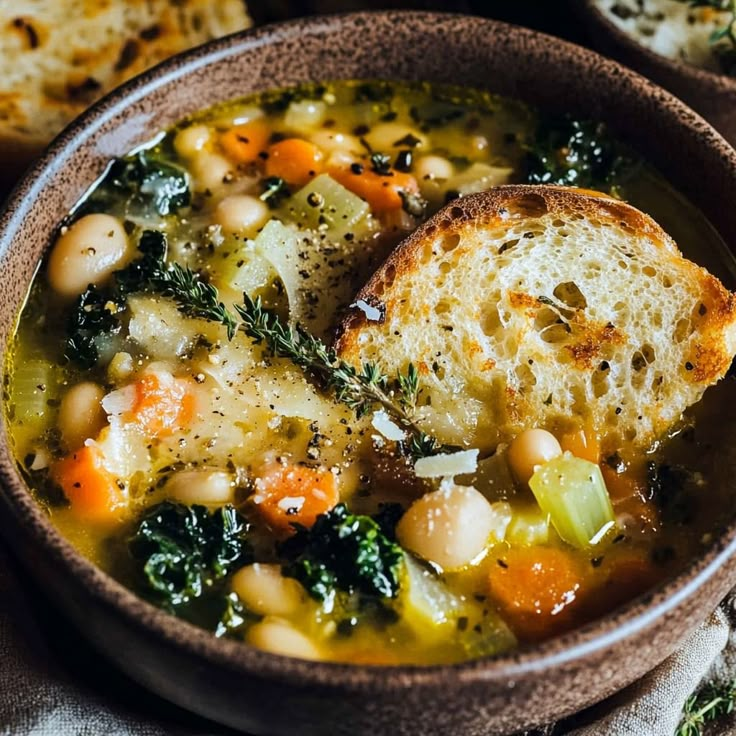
top-left (330, 163), bottom-right (419, 213)
top-left (264, 138), bottom-right (324, 186)
top-left (51, 445), bottom-right (125, 521)
top-left (126, 372), bottom-right (194, 438)
top-left (219, 119), bottom-right (270, 165)
top-left (253, 464), bottom-right (339, 537)
top-left (488, 546), bottom-right (585, 641)
top-left (559, 423), bottom-right (600, 464)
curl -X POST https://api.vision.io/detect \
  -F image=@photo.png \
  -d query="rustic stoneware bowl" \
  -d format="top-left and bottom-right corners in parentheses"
top-left (2, 11), bottom-right (736, 736)
top-left (576, 0), bottom-right (736, 147)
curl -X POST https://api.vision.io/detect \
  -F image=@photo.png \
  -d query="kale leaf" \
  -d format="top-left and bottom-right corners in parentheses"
top-left (64, 229), bottom-right (237, 366)
top-left (280, 503), bottom-right (404, 603)
top-left (64, 284), bottom-right (122, 368)
top-left (130, 501), bottom-right (252, 608)
top-left (215, 592), bottom-right (260, 638)
top-left (78, 151), bottom-right (190, 218)
top-left (523, 116), bottom-right (635, 192)
top-left (647, 462), bottom-right (700, 525)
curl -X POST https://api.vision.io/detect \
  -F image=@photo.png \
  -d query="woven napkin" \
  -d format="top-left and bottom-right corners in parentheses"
top-left (1, 539), bottom-right (735, 736)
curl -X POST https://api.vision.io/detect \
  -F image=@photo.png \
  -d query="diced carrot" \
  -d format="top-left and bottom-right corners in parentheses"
top-left (559, 422), bottom-right (600, 464)
top-left (264, 138), bottom-right (324, 186)
top-left (51, 445), bottom-right (125, 521)
top-left (329, 163), bottom-right (419, 213)
top-left (253, 464), bottom-right (339, 537)
top-left (219, 119), bottom-right (270, 165)
top-left (488, 546), bottom-right (585, 641)
top-left (126, 372), bottom-right (194, 438)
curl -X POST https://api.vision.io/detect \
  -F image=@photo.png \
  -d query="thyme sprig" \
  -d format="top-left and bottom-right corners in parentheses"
top-left (235, 294), bottom-right (441, 457)
top-left (156, 262), bottom-right (238, 340)
top-left (676, 678), bottom-right (736, 736)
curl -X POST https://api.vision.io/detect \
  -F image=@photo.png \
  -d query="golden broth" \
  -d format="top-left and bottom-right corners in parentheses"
top-left (5, 80), bottom-right (736, 665)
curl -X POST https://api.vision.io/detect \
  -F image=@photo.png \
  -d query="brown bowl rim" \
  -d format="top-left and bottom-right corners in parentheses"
top-left (579, 0), bottom-right (736, 91)
top-left (1, 9), bottom-right (736, 693)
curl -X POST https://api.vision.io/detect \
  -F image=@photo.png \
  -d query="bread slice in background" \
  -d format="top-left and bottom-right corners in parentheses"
top-left (336, 185), bottom-right (736, 455)
top-left (0, 0), bottom-right (251, 195)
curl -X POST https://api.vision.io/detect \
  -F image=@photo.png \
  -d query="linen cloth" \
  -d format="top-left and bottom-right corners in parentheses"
top-left (1, 539), bottom-right (735, 736)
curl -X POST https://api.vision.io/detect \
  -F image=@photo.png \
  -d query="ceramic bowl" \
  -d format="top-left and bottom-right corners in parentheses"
top-left (2, 11), bottom-right (736, 736)
top-left (576, 0), bottom-right (736, 147)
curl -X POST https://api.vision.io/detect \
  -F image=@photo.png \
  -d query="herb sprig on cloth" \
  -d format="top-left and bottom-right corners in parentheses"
top-left (676, 678), bottom-right (736, 736)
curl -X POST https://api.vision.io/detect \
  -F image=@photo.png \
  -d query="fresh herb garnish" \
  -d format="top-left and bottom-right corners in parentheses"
top-left (130, 501), bottom-right (252, 608)
top-left (235, 294), bottom-right (442, 458)
top-left (64, 230), bottom-right (238, 365)
top-left (676, 678), bottom-right (736, 736)
top-left (259, 176), bottom-right (291, 209)
top-left (399, 189), bottom-right (428, 218)
top-left (647, 462), bottom-right (699, 525)
top-left (76, 151), bottom-right (190, 219)
top-left (215, 592), bottom-right (259, 638)
top-left (523, 116), bottom-right (635, 193)
top-left (370, 152), bottom-right (393, 176)
top-left (280, 503), bottom-right (403, 603)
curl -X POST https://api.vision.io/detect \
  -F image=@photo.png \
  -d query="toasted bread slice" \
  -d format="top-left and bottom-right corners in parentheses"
top-left (0, 0), bottom-right (251, 193)
top-left (336, 185), bottom-right (736, 454)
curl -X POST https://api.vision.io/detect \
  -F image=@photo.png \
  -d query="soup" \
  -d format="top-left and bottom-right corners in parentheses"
top-left (6, 80), bottom-right (736, 665)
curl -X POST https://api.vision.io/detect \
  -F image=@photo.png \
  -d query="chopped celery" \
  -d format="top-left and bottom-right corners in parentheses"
top-left (529, 452), bottom-right (616, 549)
top-left (286, 174), bottom-right (369, 235)
top-left (400, 555), bottom-right (516, 656)
top-left (505, 503), bottom-right (550, 546)
top-left (11, 359), bottom-right (60, 430)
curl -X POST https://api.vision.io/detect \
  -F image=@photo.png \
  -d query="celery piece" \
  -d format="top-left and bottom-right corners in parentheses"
top-left (11, 359), bottom-right (59, 429)
top-left (287, 174), bottom-right (369, 235)
top-left (400, 555), bottom-right (516, 657)
top-left (529, 452), bottom-right (616, 549)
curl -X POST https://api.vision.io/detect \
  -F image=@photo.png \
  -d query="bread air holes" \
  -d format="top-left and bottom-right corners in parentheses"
top-left (498, 238), bottom-right (519, 255)
top-left (534, 307), bottom-right (571, 344)
top-left (514, 362), bottom-right (537, 393)
top-left (441, 233), bottom-right (460, 252)
top-left (552, 281), bottom-right (587, 310)
top-left (674, 317), bottom-right (693, 343)
top-left (480, 301), bottom-right (502, 337)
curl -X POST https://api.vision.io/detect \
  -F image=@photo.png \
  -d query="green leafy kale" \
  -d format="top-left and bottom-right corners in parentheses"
top-left (523, 116), bottom-right (635, 192)
top-left (130, 501), bottom-right (252, 608)
top-left (280, 503), bottom-right (403, 603)
top-left (64, 285), bottom-right (122, 368)
top-left (64, 230), bottom-right (237, 366)
top-left (215, 592), bottom-right (259, 638)
top-left (647, 462), bottom-right (699, 525)
top-left (77, 151), bottom-right (190, 218)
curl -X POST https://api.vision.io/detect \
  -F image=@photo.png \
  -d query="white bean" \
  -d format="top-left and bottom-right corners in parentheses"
top-left (58, 382), bottom-right (107, 450)
top-left (507, 428), bottom-right (562, 486)
top-left (247, 618), bottom-right (321, 660)
top-left (47, 214), bottom-right (129, 297)
top-left (414, 155), bottom-right (454, 183)
top-left (173, 124), bottom-right (211, 159)
top-left (213, 195), bottom-right (269, 234)
top-left (310, 129), bottom-right (362, 155)
top-left (231, 563), bottom-right (306, 616)
top-left (397, 482), bottom-right (497, 570)
top-left (191, 152), bottom-right (234, 192)
top-left (164, 470), bottom-right (234, 505)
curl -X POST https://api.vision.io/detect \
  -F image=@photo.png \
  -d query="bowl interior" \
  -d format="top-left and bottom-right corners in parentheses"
top-left (1, 9), bottom-right (736, 694)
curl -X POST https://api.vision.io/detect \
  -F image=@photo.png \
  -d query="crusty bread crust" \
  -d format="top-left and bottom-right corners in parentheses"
top-left (0, 1), bottom-right (251, 193)
top-left (336, 185), bottom-right (736, 453)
